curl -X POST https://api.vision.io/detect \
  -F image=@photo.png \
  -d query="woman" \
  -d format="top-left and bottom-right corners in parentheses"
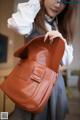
top-left (8, 0), bottom-right (77, 120)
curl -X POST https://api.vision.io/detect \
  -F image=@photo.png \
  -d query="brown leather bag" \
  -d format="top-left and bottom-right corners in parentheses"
top-left (0, 35), bottom-right (65, 112)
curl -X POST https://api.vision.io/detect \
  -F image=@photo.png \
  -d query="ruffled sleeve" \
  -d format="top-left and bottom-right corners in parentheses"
top-left (62, 43), bottom-right (73, 65)
top-left (7, 0), bottom-right (40, 35)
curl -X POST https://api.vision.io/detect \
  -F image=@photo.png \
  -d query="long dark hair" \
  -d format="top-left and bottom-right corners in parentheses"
top-left (35, 0), bottom-right (78, 44)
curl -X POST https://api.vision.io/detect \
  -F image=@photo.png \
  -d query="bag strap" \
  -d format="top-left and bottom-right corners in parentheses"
top-left (50, 37), bottom-right (65, 72)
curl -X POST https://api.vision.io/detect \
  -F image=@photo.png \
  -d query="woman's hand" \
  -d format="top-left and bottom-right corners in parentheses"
top-left (44, 30), bottom-right (66, 44)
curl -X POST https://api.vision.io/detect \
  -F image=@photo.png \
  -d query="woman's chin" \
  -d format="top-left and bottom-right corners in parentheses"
top-left (47, 12), bottom-right (57, 18)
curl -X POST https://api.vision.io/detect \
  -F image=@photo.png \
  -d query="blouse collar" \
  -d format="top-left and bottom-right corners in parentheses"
top-left (45, 14), bottom-right (58, 31)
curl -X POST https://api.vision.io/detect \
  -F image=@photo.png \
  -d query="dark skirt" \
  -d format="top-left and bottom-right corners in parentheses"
top-left (10, 73), bottom-right (68, 120)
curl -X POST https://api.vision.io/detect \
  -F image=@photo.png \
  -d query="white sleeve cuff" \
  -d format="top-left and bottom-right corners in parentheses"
top-left (62, 44), bottom-right (73, 65)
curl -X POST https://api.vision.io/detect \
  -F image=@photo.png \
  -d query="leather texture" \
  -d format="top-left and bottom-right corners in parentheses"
top-left (0, 35), bottom-right (65, 112)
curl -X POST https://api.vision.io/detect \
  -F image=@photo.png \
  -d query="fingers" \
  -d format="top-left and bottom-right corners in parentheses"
top-left (44, 32), bottom-right (49, 42)
top-left (49, 37), bottom-right (54, 44)
top-left (44, 30), bottom-right (58, 42)
top-left (44, 30), bottom-right (66, 43)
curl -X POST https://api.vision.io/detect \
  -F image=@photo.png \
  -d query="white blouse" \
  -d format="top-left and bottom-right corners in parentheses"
top-left (7, 0), bottom-right (73, 66)
top-left (8, 0), bottom-right (40, 35)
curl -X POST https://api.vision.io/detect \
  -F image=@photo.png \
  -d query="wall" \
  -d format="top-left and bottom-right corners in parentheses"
top-left (0, 0), bottom-right (24, 76)
top-left (0, 0), bottom-right (24, 112)
top-left (67, 6), bottom-right (80, 87)
top-left (69, 6), bottom-right (80, 70)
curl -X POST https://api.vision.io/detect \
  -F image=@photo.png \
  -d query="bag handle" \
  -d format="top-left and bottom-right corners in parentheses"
top-left (14, 35), bottom-right (65, 73)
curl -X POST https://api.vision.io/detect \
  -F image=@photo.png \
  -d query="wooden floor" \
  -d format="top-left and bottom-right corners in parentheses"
top-left (65, 87), bottom-right (80, 120)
